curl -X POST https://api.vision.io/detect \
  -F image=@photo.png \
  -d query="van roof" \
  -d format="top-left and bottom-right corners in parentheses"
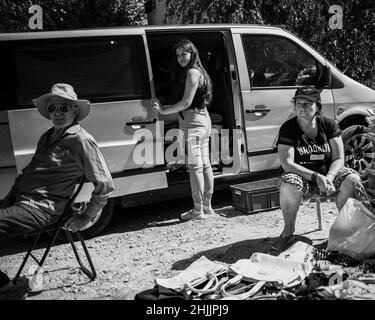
top-left (0, 24), bottom-right (284, 40)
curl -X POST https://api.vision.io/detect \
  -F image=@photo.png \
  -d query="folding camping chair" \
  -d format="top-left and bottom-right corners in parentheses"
top-left (13, 176), bottom-right (97, 284)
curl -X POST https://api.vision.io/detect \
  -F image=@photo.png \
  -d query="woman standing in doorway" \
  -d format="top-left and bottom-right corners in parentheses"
top-left (152, 39), bottom-right (214, 220)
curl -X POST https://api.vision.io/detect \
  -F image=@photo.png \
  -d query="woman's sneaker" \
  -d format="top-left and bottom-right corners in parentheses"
top-left (180, 209), bottom-right (205, 221)
top-left (0, 271), bottom-right (12, 294)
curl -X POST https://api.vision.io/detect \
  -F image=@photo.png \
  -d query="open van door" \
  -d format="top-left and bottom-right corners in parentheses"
top-left (1, 29), bottom-right (167, 200)
top-left (145, 29), bottom-right (246, 177)
top-left (231, 28), bottom-right (335, 172)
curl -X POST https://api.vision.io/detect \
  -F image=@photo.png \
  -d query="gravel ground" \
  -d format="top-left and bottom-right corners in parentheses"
top-left (0, 189), bottom-right (338, 300)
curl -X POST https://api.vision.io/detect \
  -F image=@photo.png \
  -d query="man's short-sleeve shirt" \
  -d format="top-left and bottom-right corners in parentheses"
top-left (277, 116), bottom-right (342, 174)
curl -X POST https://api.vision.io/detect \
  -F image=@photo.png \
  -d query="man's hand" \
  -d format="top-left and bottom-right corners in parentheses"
top-left (64, 212), bottom-right (92, 233)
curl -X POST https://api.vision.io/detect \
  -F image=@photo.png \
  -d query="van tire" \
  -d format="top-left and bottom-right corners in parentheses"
top-left (80, 199), bottom-right (114, 239)
top-left (342, 125), bottom-right (374, 178)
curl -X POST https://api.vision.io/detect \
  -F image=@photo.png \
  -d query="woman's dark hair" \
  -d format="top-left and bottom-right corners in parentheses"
top-left (170, 39), bottom-right (213, 107)
top-left (315, 100), bottom-right (323, 116)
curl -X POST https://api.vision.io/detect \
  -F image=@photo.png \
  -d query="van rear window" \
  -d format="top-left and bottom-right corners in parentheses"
top-left (0, 36), bottom-right (150, 109)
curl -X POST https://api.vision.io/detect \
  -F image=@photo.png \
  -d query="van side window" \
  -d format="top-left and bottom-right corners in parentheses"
top-left (242, 35), bottom-right (319, 88)
top-left (2, 36), bottom-right (150, 109)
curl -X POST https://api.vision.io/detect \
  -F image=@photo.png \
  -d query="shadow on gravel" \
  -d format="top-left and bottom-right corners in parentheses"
top-left (102, 189), bottom-right (240, 235)
top-left (0, 189), bottom-right (240, 255)
top-left (0, 276), bottom-right (29, 300)
top-left (0, 234), bottom-right (52, 257)
top-left (172, 235), bottom-right (314, 271)
top-left (0, 270), bottom-right (94, 300)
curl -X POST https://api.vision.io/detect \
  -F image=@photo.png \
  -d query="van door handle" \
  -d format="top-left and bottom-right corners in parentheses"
top-left (246, 105), bottom-right (271, 115)
top-left (126, 118), bottom-right (157, 126)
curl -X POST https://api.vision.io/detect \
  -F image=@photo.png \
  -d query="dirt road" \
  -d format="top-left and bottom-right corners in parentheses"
top-left (0, 189), bottom-right (337, 300)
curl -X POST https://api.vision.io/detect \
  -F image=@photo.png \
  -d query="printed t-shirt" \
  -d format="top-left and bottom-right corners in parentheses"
top-left (277, 116), bottom-right (342, 174)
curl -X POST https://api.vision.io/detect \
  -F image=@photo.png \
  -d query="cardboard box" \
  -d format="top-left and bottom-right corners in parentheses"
top-left (230, 178), bottom-right (280, 214)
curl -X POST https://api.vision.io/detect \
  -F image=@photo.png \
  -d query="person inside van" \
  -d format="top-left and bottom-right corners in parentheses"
top-left (152, 39), bottom-right (215, 221)
top-left (274, 87), bottom-right (362, 251)
top-left (0, 83), bottom-right (114, 293)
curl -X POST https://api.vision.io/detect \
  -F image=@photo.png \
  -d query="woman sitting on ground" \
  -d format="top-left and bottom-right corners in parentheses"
top-left (274, 87), bottom-right (361, 250)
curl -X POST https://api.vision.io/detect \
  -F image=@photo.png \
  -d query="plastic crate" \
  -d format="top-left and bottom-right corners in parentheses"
top-left (230, 178), bottom-right (280, 214)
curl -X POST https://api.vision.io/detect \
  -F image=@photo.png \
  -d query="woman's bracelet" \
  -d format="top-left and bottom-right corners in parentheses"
top-left (311, 171), bottom-right (319, 183)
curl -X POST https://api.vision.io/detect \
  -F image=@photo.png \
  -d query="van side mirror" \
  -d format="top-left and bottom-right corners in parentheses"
top-left (315, 65), bottom-right (332, 89)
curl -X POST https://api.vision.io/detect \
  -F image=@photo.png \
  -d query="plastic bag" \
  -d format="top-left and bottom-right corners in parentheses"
top-left (327, 197), bottom-right (375, 260)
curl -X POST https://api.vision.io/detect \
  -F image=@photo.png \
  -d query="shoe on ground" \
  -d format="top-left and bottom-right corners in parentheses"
top-left (180, 209), bottom-right (205, 221)
top-left (203, 206), bottom-right (215, 214)
top-left (271, 235), bottom-right (294, 251)
top-left (0, 271), bottom-right (13, 294)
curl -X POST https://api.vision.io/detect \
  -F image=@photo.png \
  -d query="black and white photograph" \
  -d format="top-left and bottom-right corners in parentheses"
top-left (0, 0), bottom-right (375, 311)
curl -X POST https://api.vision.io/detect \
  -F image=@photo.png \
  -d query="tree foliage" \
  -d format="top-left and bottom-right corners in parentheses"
top-left (165, 0), bottom-right (375, 89)
top-left (0, 0), bottom-right (148, 32)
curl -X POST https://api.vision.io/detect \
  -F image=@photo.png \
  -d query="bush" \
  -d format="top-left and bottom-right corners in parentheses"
top-left (0, 0), bottom-right (148, 32)
top-left (165, 0), bottom-right (375, 89)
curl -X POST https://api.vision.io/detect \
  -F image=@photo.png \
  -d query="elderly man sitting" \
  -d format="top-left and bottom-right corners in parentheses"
top-left (0, 83), bottom-right (114, 293)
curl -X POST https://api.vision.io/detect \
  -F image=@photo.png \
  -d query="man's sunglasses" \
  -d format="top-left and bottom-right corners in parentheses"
top-left (47, 104), bottom-right (75, 114)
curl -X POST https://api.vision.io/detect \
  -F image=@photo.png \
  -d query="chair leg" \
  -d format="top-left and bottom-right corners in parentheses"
top-left (13, 233), bottom-right (41, 282)
top-left (65, 230), bottom-right (96, 280)
top-left (316, 197), bottom-right (322, 231)
top-left (13, 225), bottom-right (61, 282)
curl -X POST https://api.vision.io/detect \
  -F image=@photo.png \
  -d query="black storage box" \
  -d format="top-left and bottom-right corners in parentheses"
top-left (230, 178), bottom-right (280, 214)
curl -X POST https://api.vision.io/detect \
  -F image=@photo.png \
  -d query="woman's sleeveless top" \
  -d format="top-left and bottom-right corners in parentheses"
top-left (175, 68), bottom-right (211, 110)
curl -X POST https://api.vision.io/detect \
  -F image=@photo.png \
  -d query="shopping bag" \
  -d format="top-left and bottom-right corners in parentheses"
top-left (327, 197), bottom-right (375, 260)
top-left (155, 256), bottom-right (227, 293)
top-left (226, 253), bottom-right (312, 289)
top-left (278, 241), bottom-right (317, 264)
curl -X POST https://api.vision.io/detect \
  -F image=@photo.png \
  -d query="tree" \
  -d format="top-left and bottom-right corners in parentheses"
top-left (165, 0), bottom-right (375, 89)
top-left (0, 0), bottom-right (148, 32)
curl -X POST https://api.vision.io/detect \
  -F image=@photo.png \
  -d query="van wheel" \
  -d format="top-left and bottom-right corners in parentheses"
top-left (342, 125), bottom-right (375, 178)
top-left (79, 199), bottom-right (114, 239)
top-left (55, 200), bottom-right (114, 242)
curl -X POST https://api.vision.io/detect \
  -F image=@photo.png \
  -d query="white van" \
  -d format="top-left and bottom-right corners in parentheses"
top-left (1, 24), bottom-right (374, 235)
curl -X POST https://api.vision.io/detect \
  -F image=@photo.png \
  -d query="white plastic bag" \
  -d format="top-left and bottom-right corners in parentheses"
top-left (327, 197), bottom-right (375, 260)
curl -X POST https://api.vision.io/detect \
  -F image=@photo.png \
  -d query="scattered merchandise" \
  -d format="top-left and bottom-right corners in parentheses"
top-left (317, 279), bottom-right (375, 300)
top-left (138, 242), bottom-right (375, 300)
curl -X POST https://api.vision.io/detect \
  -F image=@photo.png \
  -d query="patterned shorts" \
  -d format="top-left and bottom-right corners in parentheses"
top-left (279, 167), bottom-right (360, 200)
